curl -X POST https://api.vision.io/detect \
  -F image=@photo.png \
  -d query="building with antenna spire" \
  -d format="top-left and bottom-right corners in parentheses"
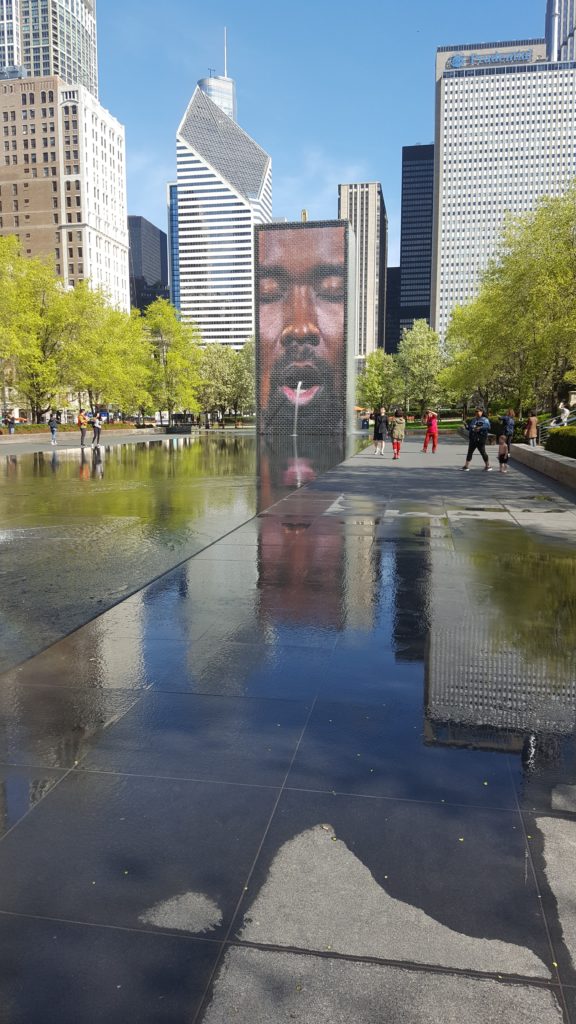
top-left (167, 52), bottom-right (272, 346)
top-left (197, 27), bottom-right (237, 121)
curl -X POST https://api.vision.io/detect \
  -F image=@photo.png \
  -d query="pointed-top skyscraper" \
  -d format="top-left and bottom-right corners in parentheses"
top-left (168, 83), bottom-right (272, 346)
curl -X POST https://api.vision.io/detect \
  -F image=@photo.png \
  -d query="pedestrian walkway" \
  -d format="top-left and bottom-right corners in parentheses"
top-left (0, 438), bottom-right (575, 1022)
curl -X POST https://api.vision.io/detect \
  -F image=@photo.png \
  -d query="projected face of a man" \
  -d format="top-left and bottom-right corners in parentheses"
top-left (257, 226), bottom-right (345, 428)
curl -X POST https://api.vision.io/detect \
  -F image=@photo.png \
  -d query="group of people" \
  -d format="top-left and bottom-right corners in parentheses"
top-left (47, 409), bottom-right (103, 448)
top-left (371, 405), bottom-right (544, 473)
top-left (463, 407), bottom-right (539, 472)
top-left (372, 407), bottom-right (438, 461)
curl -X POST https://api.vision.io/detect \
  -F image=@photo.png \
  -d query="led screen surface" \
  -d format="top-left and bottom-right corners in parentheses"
top-left (255, 221), bottom-right (355, 435)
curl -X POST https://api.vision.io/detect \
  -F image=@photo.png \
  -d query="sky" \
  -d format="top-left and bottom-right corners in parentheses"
top-left (97, 0), bottom-right (546, 264)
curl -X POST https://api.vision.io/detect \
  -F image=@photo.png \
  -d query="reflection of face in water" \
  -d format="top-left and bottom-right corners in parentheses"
top-left (258, 436), bottom-right (346, 511)
top-left (257, 226), bottom-right (346, 431)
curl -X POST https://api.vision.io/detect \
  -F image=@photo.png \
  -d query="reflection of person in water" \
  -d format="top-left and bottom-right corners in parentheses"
top-left (257, 225), bottom-right (347, 432)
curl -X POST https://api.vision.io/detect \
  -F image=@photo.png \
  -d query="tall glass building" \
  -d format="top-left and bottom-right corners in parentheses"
top-left (399, 144), bottom-right (434, 336)
top-left (0, 0), bottom-right (98, 97)
top-left (128, 216), bottom-right (169, 311)
top-left (432, 36), bottom-right (576, 339)
top-left (546, 0), bottom-right (576, 60)
top-left (169, 85), bottom-right (272, 346)
top-left (197, 74), bottom-right (237, 121)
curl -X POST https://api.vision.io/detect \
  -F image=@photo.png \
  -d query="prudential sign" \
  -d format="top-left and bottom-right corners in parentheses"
top-left (447, 50), bottom-right (533, 69)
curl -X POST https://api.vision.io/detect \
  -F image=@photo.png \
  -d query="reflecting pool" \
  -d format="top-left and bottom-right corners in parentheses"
top-left (0, 433), bottom-right (354, 672)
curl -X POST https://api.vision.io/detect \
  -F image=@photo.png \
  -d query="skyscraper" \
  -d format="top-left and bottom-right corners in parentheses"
top-left (128, 216), bottom-right (169, 311)
top-left (399, 144), bottom-right (434, 336)
top-left (0, 0), bottom-right (128, 310)
top-left (432, 37), bottom-right (576, 339)
top-left (0, 0), bottom-right (98, 97)
top-left (169, 85), bottom-right (272, 347)
top-left (197, 30), bottom-right (236, 120)
top-left (546, 0), bottom-right (576, 60)
top-left (385, 267), bottom-right (401, 354)
top-left (338, 181), bottom-right (387, 365)
top-left (0, 75), bottom-right (129, 310)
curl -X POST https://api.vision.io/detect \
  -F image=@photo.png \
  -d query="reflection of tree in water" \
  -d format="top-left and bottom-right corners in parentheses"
top-left (0, 437), bottom-right (257, 538)
top-left (469, 529), bottom-right (576, 678)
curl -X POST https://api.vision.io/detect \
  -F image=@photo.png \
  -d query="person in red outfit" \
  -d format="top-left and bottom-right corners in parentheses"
top-left (422, 409), bottom-right (439, 453)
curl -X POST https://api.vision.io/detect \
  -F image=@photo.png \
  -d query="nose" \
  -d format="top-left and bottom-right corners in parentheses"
top-left (281, 285), bottom-right (321, 347)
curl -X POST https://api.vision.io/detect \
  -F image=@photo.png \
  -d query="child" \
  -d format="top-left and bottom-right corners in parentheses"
top-left (497, 434), bottom-right (509, 473)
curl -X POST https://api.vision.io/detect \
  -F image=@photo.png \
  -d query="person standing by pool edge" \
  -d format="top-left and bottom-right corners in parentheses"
top-left (92, 411), bottom-right (103, 448)
top-left (78, 409), bottom-right (88, 448)
top-left (48, 411), bottom-right (58, 446)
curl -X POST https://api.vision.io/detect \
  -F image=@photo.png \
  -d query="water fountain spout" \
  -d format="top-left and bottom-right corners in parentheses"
top-left (292, 381), bottom-right (303, 437)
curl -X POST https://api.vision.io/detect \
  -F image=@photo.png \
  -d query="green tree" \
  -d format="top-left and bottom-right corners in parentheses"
top-left (144, 299), bottom-right (202, 423)
top-left (356, 349), bottom-right (400, 411)
top-left (444, 185), bottom-right (576, 416)
top-left (229, 339), bottom-right (256, 422)
top-left (396, 320), bottom-right (443, 415)
top-left (62, 283), bottom-right (152, 413)
top-left (197, 344), bottom-right (239, 423)
top-left (11, 256), bottom-right (70, 421)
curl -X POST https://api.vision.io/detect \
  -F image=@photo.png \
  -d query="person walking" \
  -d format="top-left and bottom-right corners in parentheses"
top-left (373, 406), bottom-right (388, 455)
top-left (422, 409), bottom-right (439, 453)
top-left (390, 409), bottom-right (406, 461)
top-left (48, 411), bottom-right (58, 446)
top-left (500, 408), bottom-right (515, 453)
top-left (524, 410), bottom-right (538, 447)
top-left (78, 408), bottom-right (89, 448)
top-left (91, 411), bottom-right (103, 448)
top-left (462, 408), bottom-right (493, 471)
top-left (554, 401), bottom-right (570, 427)
top-left (497, 434), bottom-right (510, 473)
top-left (7, 414), bottom-right (15, 435)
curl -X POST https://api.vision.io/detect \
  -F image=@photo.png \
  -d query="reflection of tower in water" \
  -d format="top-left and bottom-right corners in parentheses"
top-left (257, 437), bottom-right (382, 635)
top-left (424, 542), bottom-right (576, 806)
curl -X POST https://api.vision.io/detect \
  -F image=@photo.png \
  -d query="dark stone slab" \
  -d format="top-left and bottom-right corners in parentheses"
top-left (0, 914), bottom-right (218, 1024)
top-left (0, 683), bottom-right (139, 768)
top-left (286, 698), bottom-right (519, 808)
top-left (78, 692), bottom-right (310, 785)
top-left (0, 773), bottom-right (277, 938)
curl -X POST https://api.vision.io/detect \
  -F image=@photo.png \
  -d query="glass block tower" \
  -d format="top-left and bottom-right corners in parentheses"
top-left (432, 38), bottom-right (576, 339)
top-left (0, 0), bottom-right (98, 97)
top-left (169, 85), bottom-right (272, 346)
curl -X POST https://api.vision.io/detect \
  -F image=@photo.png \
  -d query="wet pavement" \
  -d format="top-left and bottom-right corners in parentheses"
top-left (0, 437), bottom-right (576, 1022)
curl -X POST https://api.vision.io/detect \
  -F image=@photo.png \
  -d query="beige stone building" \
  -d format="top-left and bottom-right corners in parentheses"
top-left (338, 182), bottom-right (387, 368)
top-left (0, 73), bottom-right (129, 310)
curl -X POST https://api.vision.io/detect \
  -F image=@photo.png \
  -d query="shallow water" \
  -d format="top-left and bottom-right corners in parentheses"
top-left (0, 434), bottom-right (352, 671)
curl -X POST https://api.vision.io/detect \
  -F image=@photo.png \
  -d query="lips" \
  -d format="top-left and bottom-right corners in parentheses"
top-left (278, 363), bottom-right (323, 407)
top-left (281, 384), bottom-right (322, 407)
